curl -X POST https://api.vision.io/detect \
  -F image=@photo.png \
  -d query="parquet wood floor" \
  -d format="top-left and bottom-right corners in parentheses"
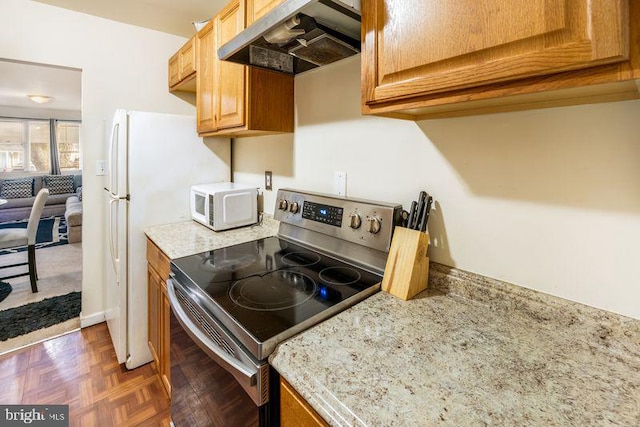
top-left (0, 322), bottom-right (171, 426)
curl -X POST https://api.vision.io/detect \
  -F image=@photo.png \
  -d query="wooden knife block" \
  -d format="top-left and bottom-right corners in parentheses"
top-left (381, 227), bottom-right (430, 301)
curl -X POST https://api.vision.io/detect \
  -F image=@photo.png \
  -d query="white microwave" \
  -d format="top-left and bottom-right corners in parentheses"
top-left (190, 182), bottom-right (259, 231)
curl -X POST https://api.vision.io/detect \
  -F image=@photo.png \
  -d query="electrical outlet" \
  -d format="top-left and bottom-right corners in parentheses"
top-left (334, 171), bottom-right (347, 196)
top-left (265, 171), bottom-right (273, 191)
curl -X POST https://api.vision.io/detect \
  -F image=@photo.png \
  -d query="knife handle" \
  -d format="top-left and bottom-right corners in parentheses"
top-left (406, 201), bottom-right (417, 229)
top-left (414, 191), bottom-right (427, 230)
top-left (419, 196), bottom-right (433, 232)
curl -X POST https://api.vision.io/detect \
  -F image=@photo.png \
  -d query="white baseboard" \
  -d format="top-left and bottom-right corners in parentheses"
top-left (80, 310), bottom-right (105, 328)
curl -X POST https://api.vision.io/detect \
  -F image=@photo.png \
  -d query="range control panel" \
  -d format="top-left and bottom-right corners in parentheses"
top-left (302, 201), bottom-right (344, 227)
top-left (274, 188), bottom-right (403, 252)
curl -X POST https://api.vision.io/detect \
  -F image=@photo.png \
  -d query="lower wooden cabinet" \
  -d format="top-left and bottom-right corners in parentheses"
top-left (147, 239), bottom-right (171, 397)
top-left (280, 378), bottom-right (328, 427)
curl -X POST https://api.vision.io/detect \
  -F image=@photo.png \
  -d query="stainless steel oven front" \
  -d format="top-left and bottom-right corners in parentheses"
top-left (167, 278), bottom-right (278, 427)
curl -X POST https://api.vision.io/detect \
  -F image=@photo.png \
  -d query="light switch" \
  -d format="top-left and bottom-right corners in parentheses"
top-left (96, 160), bottom-right (105, 176)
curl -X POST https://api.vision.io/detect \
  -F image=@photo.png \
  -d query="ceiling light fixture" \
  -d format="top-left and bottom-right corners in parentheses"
top-left (27, 94), bottom-right (54, 104)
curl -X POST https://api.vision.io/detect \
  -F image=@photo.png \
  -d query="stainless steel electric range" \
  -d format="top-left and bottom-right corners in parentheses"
top-left (168, 188), bottom-right (402, 426)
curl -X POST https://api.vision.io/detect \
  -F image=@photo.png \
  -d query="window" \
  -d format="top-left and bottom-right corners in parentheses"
top-left (0, 118), bottom-right (81, 173)
top-left (29, 121), bottom-right (51, 172)
top-left (56, 122), bottom-right (81, 170)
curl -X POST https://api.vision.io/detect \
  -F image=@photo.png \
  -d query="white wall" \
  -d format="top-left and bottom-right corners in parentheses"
top-left (0, 0), bottom-right (197, 324)
top-left (233, 55), bottom-right (640, 320)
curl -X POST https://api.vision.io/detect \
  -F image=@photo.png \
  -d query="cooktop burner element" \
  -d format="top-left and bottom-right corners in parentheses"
top-left (230, 270), bottom-right (317, 311)
top-left (200, 253), bottom-right (258, 272)
top-left (281, 251), bottom-right (321, 267)
top-left (319, 266), bottom-right (361, 286)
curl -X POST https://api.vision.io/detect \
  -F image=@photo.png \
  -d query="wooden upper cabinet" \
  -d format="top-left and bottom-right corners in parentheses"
top-left (195, 0), bottom-right (294, 137)
top-left (169, 55), bottom-right (181, 88)
top-left (197, 20), bottom-right (216, 133)
top-left (180, 37), bottom-right (196, 78)
top-left (362, 0), bottom-right (639, 119)
top-left (216, 0), bottom-right (246, 130)
top-left (247, 0), bottom-right (284, 25)
top-left (169, 36), bottom-right (197, 92)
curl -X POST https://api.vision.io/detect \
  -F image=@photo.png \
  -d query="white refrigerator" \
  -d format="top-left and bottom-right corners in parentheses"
top-left (104, 109), bottom-right (230, 369)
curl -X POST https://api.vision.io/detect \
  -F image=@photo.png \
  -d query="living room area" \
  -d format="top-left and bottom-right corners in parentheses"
top-left (0, 59), bottom-right (83, 354)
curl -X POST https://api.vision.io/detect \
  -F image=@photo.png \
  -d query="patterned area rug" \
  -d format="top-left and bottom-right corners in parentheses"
top-left (0, 281), bottom-right (10, 303)
top-left (0, 215), bottom-right (68, 255)
top-left (0, 291), bottom-right (81, 342)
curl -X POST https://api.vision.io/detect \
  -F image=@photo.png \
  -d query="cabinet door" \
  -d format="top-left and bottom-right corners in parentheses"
top-left (179, 36), bottom-right (196, 80)
top-left (147, 265), bottom-right (161, 368)
top-left (215, 0), bottom-right (247, 130)
top-left (197, 20), bottom-right (217, 134)
top-left (160, 281), bottom-right (171, 396)
top-left (247, 0), bottom-right (284, 25)
top-left (168, 53), bottom-right (180, 88)
top-left (280, 378), bottom-right (328, 427)
top-left (363, 0), bottom-right (629, 105)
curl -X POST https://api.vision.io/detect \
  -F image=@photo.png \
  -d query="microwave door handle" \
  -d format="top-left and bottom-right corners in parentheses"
top-left (166, 279), bottom-right (258, 382)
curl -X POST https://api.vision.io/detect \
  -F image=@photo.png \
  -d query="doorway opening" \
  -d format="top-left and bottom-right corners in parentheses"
top-left (0, 58), bottom-right (83, 355)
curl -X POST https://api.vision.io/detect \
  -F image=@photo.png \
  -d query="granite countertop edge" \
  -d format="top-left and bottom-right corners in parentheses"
top-left (144, 214), bottom-right (279, 259)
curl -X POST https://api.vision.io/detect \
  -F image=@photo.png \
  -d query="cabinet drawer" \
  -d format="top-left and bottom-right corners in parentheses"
top-left (146, 239), bottom-right (170, 280)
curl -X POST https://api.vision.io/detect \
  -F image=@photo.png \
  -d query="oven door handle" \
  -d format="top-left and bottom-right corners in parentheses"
top-left (166, 279), bottom-right (258, 382)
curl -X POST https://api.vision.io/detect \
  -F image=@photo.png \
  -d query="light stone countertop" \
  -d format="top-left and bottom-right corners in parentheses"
top-left (144, 215), bottom-right (279, 259)
top-left (270, 263), bottom-right (640, 426)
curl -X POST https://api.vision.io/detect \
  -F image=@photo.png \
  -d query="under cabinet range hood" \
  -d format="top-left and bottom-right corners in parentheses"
top-left (218, 0), bottom-right (361, 74)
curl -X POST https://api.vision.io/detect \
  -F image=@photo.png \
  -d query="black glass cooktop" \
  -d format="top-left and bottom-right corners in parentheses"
top-left (170, 236), bottom-right (381, 348)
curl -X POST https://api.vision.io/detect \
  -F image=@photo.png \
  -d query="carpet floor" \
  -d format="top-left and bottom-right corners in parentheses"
top-left (0, 291), bottom-right (81, 341)
top-left (0, 242), bottom-right (82, 355)
top-left (0, 215), bottom-right (68, 255)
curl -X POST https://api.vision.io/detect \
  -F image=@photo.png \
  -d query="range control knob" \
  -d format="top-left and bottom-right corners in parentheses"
top-left (366, 217), bottom-right (382, 234)
top-left (289, 202), bottom-right (299, 214)
top-left (348, 213), bottom-right (362, 229)
top-left (278, 199), bottom-right (288, 211)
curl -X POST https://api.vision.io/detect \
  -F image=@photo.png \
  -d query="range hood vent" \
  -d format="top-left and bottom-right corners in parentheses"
top-left (218, 0), bottom-right (361, 75)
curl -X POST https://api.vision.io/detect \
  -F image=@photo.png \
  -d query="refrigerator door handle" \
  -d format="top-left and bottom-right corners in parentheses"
top-left (108, 121), bottom-right (120, 196)
top-left (108, 197), bottom-right (120, 280)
